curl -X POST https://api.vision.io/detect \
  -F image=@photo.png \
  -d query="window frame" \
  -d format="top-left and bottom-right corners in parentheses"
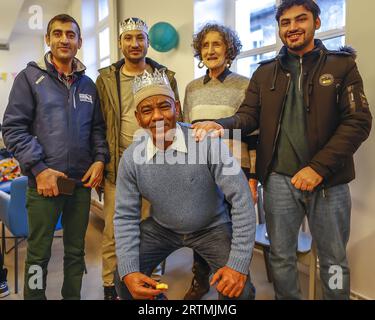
top-left (97, 0), bottom-right (110, 68)
top-left (80, 0), bottom-right (118, 80)
top-left (232, 0), bottom-right (346, 76)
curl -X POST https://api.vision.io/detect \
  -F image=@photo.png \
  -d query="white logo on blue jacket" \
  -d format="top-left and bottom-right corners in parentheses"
top-left (79, 93), bottom-right (93, 104)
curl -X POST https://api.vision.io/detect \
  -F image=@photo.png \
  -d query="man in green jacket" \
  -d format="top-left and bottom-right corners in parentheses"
top-left (96, 17), bottom-right (181, 300)
top-left (192, 0), bottom-right (372, 299)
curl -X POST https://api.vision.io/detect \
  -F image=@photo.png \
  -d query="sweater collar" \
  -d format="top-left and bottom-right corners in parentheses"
top-left (203, 68), bottom-right (232, 84)
top-left (145, 123), bottom-right (187, 162)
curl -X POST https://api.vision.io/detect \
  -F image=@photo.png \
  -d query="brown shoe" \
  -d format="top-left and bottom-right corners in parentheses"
top-left (183, 276), bottom-right (210, 300)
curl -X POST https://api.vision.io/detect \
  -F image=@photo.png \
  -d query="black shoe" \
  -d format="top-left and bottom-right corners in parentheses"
top-left (104, 285), bottom-right (119, 300)
top-left (0, 269), bottom-right (10, 298)
top-left (183, 276), bottom-right (210, 300)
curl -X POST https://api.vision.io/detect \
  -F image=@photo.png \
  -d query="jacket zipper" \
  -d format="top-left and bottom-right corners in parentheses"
top-left (336, 83), bottom-right (341, 104)
top-left (299, 57), bottom-right (303, 91)
top-left (266, 71), bottom-right (292, 176)
top-left (73, 86), bottom-right (77, 109)
top-left (67, 86), bottom-right (71, 175)
top-left (114, 71), bottom-right (122, 182)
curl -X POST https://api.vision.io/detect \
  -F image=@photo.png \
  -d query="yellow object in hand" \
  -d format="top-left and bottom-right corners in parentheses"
top-left (156, 283), bottom-right (168, 290)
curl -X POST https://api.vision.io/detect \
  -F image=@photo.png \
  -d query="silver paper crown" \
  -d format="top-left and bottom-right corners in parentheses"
top-left (119, 18), bottom-right (148, 36)
top-left (133, 69), bottom-right (171, 94)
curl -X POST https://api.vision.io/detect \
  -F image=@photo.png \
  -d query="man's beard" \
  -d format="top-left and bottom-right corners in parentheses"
top-left (283, 29), bottom-right (315, 52)
top-left (287, 39), bottom-right (308, 51)
top-left (124, 50), bottom-right (147, 64)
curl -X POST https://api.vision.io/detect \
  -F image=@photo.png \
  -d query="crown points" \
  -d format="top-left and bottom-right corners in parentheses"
top-left (119, 18), bottom-right (148, 35)
top-left (133, 69), bottom-right (170, 94)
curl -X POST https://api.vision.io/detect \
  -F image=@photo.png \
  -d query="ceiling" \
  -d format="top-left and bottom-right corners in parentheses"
top-left (0, 0), bottom-right (71, 45)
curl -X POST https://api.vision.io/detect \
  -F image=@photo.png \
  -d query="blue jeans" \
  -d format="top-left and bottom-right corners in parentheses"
top-left (115, 217), bottom-right (256, 300)
top-left (263, 173), bottom-right (351, 300)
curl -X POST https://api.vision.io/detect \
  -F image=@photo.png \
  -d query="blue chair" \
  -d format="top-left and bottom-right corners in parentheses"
top-left (0, 176), bottom-right (62, 294)
top-left (254, 184), bottom-right (318, 299)
top-left (0, 180), bottom-right (12, 194)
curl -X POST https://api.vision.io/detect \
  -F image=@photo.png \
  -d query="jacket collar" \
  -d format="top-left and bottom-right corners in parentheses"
top-left (203, 68), bottom-right (232, 84)
top-left (31, 51), bottom-right (86, 75)
top-left (278, 39), bottom-right (327, 61)
top-left (277, 39), bottom-right (325, 73)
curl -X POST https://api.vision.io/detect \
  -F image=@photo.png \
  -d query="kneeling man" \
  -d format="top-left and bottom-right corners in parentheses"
top-left (114, 70), bottom-right (256, 300)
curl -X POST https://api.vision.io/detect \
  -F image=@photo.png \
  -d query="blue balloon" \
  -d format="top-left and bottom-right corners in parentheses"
top-left (149, 22), bottom-right (179, 52)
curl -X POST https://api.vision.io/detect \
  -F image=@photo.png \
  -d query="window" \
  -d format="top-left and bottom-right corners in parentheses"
top-left (315, 0), bottom-right (346, 50)
top-left (236, 0), bottom-right (277, 52)
top-left (316, 0), bottom-right (345, 32)
top-left (234, 0), bottom-right (346, 78)
top-left (81, 0), bottom-right (117, 80)
top-left (99, 27), bottom-right (110, 67)
top-left (98, 0), bottom-right (109, 21)
top-left (236, 52), bottom-right (276, 78)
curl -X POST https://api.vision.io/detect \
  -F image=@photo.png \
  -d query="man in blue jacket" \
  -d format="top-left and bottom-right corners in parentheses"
top-left (2, 14), bottom-right (109, 300)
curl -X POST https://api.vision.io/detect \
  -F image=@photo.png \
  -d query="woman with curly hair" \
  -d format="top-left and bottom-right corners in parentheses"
top-left (183, 23), bottom-right (257, 300)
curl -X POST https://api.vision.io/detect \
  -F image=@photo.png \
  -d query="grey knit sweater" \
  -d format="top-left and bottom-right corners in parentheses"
top-left (114, 124), bottom-right (256, 278)
top-left (183, 70), bottom-right (253, 170)
top-left (183, 71), bottom-right (249, 123)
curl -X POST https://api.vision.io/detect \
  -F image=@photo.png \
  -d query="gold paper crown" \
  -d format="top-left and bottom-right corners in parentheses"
top-left (133, 69), bottom-right (171, 94)
top-left (119, 18), bottom-right (148, 36)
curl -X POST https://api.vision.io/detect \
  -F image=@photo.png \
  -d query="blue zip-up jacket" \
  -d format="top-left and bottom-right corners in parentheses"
top-left (2, 54), bottom-right (109, 187)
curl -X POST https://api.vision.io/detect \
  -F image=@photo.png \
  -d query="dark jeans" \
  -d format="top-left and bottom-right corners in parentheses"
top-left (115, 217), bottom-right (255, 300)
top-left (0, 252), bottom-right (6, 282)
top-left (23, 187), bottom-right (91, 300)
top-left (192, 251), bottom-right (211, 281)
top-left (192, 166), bottom-right (251, 281)
top-left (263, 173), bottom-right (351, 300)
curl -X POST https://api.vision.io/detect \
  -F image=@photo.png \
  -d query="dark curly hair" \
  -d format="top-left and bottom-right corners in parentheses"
top-left (192, 23), bottom-right (242, 64)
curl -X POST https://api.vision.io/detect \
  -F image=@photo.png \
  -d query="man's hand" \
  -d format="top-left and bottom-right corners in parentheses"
top-left (291, 166), bottom-right (323, 191)
top-left (210, 266), bottom-right (247, 298)
top-left (191, 121), bottom-right (224, 142)
top-left (81, 161), bottom-right (104, 188)
top-left (36, 168), bottom-right (67, 197)
top-left (124, 272), bottom-right (164, 300)
top-left (249, 179), bottom-right (258, 204)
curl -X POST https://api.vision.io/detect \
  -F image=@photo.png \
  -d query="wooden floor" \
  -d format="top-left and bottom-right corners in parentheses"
top-left (1, 212), bottom-right (320, 300)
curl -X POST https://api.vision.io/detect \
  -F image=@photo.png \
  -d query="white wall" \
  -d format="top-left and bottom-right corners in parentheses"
top-left (346, 0), bottom-right (375, 300)
top-left (68, 0), bottom-right (83, 62)
top-left (0, 33), bottom-right (44, 123)
top-left (193, 0), bottom-right (233, 78)
top-left (117, 0), bottom-right (194, 106)
top-left (0, 0), bottom-right (72, 126)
